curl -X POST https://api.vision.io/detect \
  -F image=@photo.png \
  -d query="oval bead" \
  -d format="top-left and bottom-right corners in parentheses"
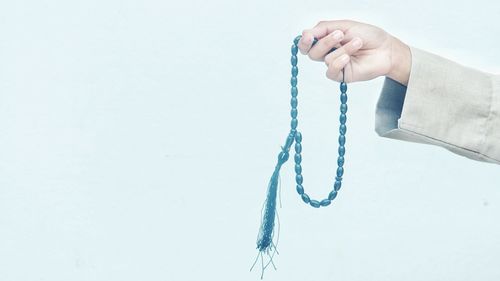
top-left (290, 97), bottom-right (298, 108)
top-left (291, 66), bottom-right (298, 76)
top-left (340, 103), bottom-right (348, 114)
top-left (340, 93), bottom-right (347, 104)
top-left (291, 44), bottom-right (298, 56)
top-left (296, 184), bottom-right (304, 195)
top-left (295, 143), bottom-right (302, 153)
top-left (293, 35), bottom-right (301, 45)
top-left (278, 151), bottom-right (289, 162)
top-left (291, 108), bottom-right (298, 118)
top-left (337, 156), bottom-right (344, 166)
top-left (336, 167), bottom-right (344, 177)
top-left (290, 77), bottom-right (297, 87)
top-left (291, 55), bottom-right (298, 66)
top-left (320, 199), bottom-right (331, 206)
top-left (310, 200), bottom-right (321, 208)
top-left (339, 135), bottom-right (346, 146)
top-left (312, 37), bottom-right (318, 46)
top-left (338, 145), bottom-right (345, 156)
top-left (328, 190), bottom-right (338, 200)
top-left (291, 86), bottom-right (298, 97)
top-left (294, 153), bottom-right (302, 164)
top-left (301, 193), bottom-right (310, 203)
top-left (291, 118), bottom-right (298, 129)
top-left (295, 164), bottom-right (302, 174)
top-left (339, 124), bottom-right (347, 135)
top-left (340, 82), bottom-right (347, 92)
top-left (296, 174), bottom-right (303, 184)
top-left (339, 114), bottom-right (347, 124)
top-left (334, 180), bottom-right (342, 191)
top-left (295, 132), bottom-right (302, 143)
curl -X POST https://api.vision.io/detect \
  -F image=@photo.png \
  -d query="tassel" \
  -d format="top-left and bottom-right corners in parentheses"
top-left (250, 131), bottom-right (295, 279)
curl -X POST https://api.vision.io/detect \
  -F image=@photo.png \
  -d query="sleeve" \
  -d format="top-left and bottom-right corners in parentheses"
top-left (375, 46), bottom-right (500, 164)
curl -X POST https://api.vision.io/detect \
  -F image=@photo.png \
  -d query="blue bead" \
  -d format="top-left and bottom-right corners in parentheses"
top-left (294, 153), bottom-right (302, 164)
top-left (291, 55), bottom-right (298, 66)
top-left (340, 93), bottom-right (347, 104)
top-left (334, 180), bottom-right (342, 191)
top-left (291, 66), bottom-right (298, 76)
top-left (291, 97), bottom-right (298, 108)
top-left (340, 104), bottom-right (348, 114)
top-left (295, 143), bottom-right (302, 153)
top-left (295, 164), bottom-right (302, 174)
top-left (339, 135), bottom-right (346, 146)
top-left (312, 37), bottom-right (318, 46)
top-left (301, 193), bottom-right (310, 203)
top-left (338, 145), bottom-right (345, 156)
top-left (291, 77), bottom-right (297, 87)
top-left (335, 176), bottom-right (342, 181)
top-left (337, 156), bottom-right (344, 166)
top-left (278, 151), bottom-right (289, 162)
top-left (291, 108), bottom-right (298, 118)
top-left (293, 35), bottom-right (301, 45)
top-left (291, 86), bottom-right (298, 97)
top-left (340, 82), bottom-right (347, 92)
top-left (336, 167), bottom-right (344, 177)
top-left (295, 132), bottom-right (302, 143)
top-left (320, 199), bottom-right (331, 206)
top-left (296, 184), bottom-right (304, 195)
top-left (327, 47), bottom-right (337, 54)
top-left (328, 190), bottom-right (338, 200)
top-left (339, 124), bottom-right (347, 135)
top-left (339, 114), bottom-right (346, 124)
top-left (296, 174), bottom-right (303, 184)
top-left (291, 44), bottom-right (298, 56)
top-left (310, 200), bottom-right (320, 208)
top-left (291, 118), bottom-right (298, 129)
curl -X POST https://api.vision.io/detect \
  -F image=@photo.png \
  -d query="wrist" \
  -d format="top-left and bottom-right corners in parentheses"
top-left (387, 36), bottom-right (411, 86)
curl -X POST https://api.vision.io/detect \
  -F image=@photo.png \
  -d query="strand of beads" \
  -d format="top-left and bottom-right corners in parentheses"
top-left (290, 35), bottom-right (348, 208)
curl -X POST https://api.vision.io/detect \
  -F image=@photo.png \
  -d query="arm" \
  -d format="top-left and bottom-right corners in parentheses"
top-left (297, 19), bottom-right (500, 164)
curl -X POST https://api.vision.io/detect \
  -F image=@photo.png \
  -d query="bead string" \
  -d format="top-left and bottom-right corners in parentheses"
top-left (290, 35), bottom-right (347, 208)
top-left (251, 35), bottom-right (350, 279)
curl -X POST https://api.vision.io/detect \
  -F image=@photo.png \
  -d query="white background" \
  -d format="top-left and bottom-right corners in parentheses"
top-left (1, 1), bottom-right (500, 280)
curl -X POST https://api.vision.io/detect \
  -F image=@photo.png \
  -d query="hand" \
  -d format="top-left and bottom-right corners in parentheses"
top-left (298, 19), bottom-right (411, 85)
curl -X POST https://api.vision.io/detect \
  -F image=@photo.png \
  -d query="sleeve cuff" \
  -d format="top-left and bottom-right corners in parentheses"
top-left (375, 46), bottom-right (500, 164)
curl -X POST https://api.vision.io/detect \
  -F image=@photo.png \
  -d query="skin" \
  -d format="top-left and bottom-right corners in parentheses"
top-left (298, 19), bottom-right (411, 86)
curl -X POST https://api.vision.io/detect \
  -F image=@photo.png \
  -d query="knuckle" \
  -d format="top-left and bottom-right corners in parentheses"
top-left (331, 60), bottom-right (343, 72)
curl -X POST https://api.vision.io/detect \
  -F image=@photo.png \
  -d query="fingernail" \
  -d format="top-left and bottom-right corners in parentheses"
top-left (331, 30), bottom-right (343, 40)
top-left (352, 38), bottom-right (362, 48)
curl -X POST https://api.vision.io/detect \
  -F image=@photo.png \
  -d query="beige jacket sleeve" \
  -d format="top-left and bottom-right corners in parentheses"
top-left (375, 47), bottom-right (500, 164)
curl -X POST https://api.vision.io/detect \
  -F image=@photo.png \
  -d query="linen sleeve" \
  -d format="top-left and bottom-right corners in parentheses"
top-left (375, 46), bottom-right (500, 164)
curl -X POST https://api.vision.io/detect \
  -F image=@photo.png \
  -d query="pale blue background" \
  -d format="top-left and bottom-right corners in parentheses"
top-left (1, 1), bottom-right (499, 280)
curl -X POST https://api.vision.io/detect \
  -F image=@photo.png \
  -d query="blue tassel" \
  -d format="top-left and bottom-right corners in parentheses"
top-left (250, 132), bottom-right (295, 279)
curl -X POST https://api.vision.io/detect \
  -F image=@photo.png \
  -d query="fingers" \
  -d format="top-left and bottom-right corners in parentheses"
top-left (325, 37), bottom-right (363, 81)
top-left (324, 37), bottom-right (362, 66)
top-left (298, 26), bottom-right (329, 54)
top-left (298, 20), bottom-right (355, 55)
top-left (307, 30), bottom-right (344, 61)
top-left (325, 54), bottom-right (350, 81)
